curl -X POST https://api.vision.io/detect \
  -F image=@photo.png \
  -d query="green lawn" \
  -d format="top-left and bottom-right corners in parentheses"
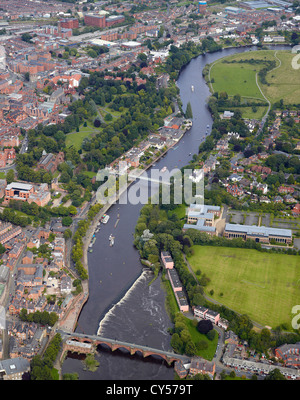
top-left (237, 105), bottom-right (268, 120)
top-left (210, 50), bottom-right (300, 107)
top-left (187, 246), bottom-right (300, 329)
top-left (65, 121), bottom-right (98, 150)
top-left (184, 317), bottom-right (218, 360)
top-left (261, 51), bottom-right (300, 105)
top-left (210, 51), bottom-right (274, 99)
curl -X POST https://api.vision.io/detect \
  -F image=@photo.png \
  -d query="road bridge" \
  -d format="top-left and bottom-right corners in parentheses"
top-left (58, 330), bottom-right (190, 366)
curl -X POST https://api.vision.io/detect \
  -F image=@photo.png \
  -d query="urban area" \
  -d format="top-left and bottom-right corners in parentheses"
top-left (0, 0), bottom-right (299, 383)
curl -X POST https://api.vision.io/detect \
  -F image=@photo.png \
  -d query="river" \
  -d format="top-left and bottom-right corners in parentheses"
top-left (61, 45), bottom-right (289, 380)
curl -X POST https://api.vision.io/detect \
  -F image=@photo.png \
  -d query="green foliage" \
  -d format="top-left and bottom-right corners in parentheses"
top-left (30, 334), bottom-right (62, 380)
top-left (19, 308), bottom-right (58, 326)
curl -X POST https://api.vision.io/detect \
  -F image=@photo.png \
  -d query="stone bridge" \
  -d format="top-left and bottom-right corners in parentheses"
top-left (58, 330), bottom-right (189, 366)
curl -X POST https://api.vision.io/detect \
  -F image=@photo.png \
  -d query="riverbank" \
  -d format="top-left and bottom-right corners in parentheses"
top-left (59, 121), bottom-right (191, 334)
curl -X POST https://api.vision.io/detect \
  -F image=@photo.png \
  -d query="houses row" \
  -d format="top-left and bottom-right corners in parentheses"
top-left (161, 251), bottom-right (189, 313)
top-left (193, 305), bottom-right (229, 330)
top-left (223, 338), bottom-right (300, 379)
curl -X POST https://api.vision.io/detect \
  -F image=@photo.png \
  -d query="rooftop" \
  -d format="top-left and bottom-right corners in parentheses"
top-left (225, 223), bottom-right (292, 238)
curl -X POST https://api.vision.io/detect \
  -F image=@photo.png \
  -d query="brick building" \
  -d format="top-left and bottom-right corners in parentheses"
top-left (37, 151), bottom-right (64, 174)
top-left (0, 148), bottom-right (16, 167)
top-left (59, 18), bottom-right (79, 29)
top-left (84, 14), bottom-right (106, 28)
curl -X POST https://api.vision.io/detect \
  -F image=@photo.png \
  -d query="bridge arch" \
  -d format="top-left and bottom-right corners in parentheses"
top-left (60, 332), bottom-right (188, 367)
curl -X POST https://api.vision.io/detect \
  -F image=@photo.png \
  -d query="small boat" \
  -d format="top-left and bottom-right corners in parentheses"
top-left (160, 166), bottom-right (167, 173)
top-left (109, 233), bottom-right (114, 246)
top-left (102, 214), bottom-right (110, 224)
top-left (191, 85), bottom-right (194, 92)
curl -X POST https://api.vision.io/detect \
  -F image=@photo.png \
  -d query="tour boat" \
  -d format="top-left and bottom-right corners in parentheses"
top-left (102, 214), bottom-right (110, 224)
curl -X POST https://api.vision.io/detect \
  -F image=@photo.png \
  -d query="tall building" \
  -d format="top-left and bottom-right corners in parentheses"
top-left (84, 14), bottom-right (106, 28)
top-left (198, 1), bottom-right (207, 13)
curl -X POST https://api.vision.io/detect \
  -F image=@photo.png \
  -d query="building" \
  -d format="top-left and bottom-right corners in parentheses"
top-left (0, 148), bottom-right (16, 167)
top-left (0, 357), bottom-right (30, 380)
top-left (198, 1), bottom-right (207, 13)
top-left (183, 204), bottom-right (221, 235)
top-left (59, 18), bottom-right (79, 29)
top-left (275, 343), bottom-right (300, 368)
top-left (174, 361), bottom-right (188, 378)
top-left (4, 182), bottom-right (51, 207)
top-left (37, 151), bottom-right (64, 174)
top-left (189, 358), bottom-right (215, 378)
top-left (205, 309), bottom-right (220, 325)
top-left (161, 251), bottom-right (174, 269)
top-left (193, 305), bottom-right (221, 325)
top-left (5, 182), bottom-right (34, 202)
top-left (224, 223), bottom-right (292, 244)
top-left (84, 14), bottom-right (106, 28)
top-left (168, 269), bottom-right (189, 312)
top-left (194, 305), bottom-right (208, 319)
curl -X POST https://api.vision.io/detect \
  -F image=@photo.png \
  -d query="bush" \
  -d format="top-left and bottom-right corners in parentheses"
top-left (94, 118), bottom-right (101, 127)
top-left (206, 329), bottom-right (216, 341)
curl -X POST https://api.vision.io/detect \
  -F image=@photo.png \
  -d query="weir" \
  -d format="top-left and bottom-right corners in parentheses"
top-left (97, 269), bottom-right (151, 335)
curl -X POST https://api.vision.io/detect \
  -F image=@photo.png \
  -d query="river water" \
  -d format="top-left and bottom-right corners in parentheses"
top-left (61, 45), bottom-right (289, 380)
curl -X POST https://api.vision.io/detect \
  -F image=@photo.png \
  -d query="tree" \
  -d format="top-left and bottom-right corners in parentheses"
top-left (264, 368), bottom-right (287, 380)
top-left (206, 329), bottom-right (216, 341)
top-left (62, 216), bottom-right (73, 226)
top-left (21, 33), bottom-right (33, 43)
top-left (6, 169), bottom-right (15, 184)
top-left (185, 101), bottom-right (193, 119)
top-left (197, 319), bottom-right (213, 334)
top-left (185, 341), bottom-right (197, 356)
top-left (170, 333), bottom-right (183, 353)
top-left (94, 118), bottom-right (101, 128)
top-left (63, 229), bottom-right (72, 240)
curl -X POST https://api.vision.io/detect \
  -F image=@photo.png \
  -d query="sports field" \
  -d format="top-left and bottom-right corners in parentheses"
top-left (188, 246), bottom-right (300, 328)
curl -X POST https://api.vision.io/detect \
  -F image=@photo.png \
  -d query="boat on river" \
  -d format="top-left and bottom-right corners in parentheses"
top-left (102, 214), bottom-right (110, 224)
top-left (191, 85), bottom-right (194, 92)
top-left (109, 234), bottom-right (115, 246)
top-left (160, 166), bottom-right (167, 173)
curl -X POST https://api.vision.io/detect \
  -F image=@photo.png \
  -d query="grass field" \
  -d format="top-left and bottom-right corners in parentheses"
top-left (187, 246), bottom-right (300, 328)
top-left (210, 50), bottom-right (276, 99)
top-left (209, 49), bottom-right (300, 118)
top-left (184, 317), bottom-right (218, 360)
top-left (261, 50), bottom-right (300, 104)
top-left (65, 121), bottom-right (98, 150)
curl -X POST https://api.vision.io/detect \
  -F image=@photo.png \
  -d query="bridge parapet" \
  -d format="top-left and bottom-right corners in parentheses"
top-left (58, 330), bottom-right (189, 366)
